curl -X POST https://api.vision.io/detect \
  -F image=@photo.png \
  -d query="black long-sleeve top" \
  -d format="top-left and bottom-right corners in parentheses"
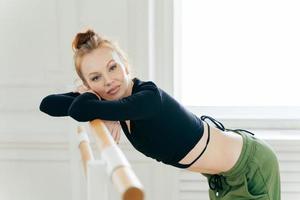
top-left (39, 77), bottom-right (204, 168)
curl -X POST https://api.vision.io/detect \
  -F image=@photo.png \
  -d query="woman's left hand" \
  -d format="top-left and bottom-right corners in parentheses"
top-left (73, 84), bottom-right (101, 99)
top-left (102, 120), bottom-right (122, 144)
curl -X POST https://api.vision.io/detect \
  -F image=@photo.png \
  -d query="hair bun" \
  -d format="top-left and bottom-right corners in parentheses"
top-left (72, 29), bottom-right (95, 51)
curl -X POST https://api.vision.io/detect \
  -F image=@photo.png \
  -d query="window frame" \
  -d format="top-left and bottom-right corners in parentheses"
top-left (152, 0), bottom-right (300, 130)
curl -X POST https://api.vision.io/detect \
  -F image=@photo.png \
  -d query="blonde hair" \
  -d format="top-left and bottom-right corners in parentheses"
top-left (72, 29), bottom-right (131, 87)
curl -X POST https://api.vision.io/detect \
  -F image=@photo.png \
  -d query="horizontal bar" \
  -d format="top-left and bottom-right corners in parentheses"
top-left (77, 126), bottom-right (94, 177)
top-left (89, 119), bottom-right (144, 200)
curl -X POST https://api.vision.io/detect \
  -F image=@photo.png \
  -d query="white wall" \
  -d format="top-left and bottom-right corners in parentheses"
top-left (1, 0), bottom-right (299, 200)
top-left (0, 0), bottom-right (171, 199)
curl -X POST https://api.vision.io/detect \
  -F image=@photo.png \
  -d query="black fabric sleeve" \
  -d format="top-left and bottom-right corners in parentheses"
top-left (39, 92), bottom-right (80, 117)
top-left (68, 90), bottom-right (162, 122)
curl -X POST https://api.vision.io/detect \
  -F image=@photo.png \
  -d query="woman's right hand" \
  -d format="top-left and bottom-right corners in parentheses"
top-left (73, 84), bottom-right (101, 99)
top-left (73, 84), bottom-right (89, 94)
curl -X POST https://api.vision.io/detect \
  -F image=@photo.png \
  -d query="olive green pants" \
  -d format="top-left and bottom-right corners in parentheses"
top-left (203, 130), bottom-right (281, 200)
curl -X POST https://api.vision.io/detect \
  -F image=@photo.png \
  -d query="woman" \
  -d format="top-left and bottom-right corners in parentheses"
top-left (39, 29), bottom-right (281, 200)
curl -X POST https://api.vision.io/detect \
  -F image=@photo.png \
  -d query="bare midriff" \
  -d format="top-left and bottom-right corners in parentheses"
top-left (178, 122), bottom-right (243, 174)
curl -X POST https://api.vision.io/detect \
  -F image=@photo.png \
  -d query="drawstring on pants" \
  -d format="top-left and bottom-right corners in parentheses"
top-left (209, 175), bottom-right (224, 197)
top-left (200, 115), bottom-right (255, 196)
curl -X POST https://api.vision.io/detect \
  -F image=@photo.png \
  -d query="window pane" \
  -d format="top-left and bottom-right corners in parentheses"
top-left (181, 0), bottom-right (300, 106)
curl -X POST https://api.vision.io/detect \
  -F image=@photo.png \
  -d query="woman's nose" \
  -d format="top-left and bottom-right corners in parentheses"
top-left (104, 75), bottom-right (113, 86)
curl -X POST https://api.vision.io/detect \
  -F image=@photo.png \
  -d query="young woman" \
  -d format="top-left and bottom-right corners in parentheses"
top-left (39, 29), bottom-right (281, 200)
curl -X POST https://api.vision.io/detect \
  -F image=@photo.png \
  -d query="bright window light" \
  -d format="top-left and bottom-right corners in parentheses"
top-left (181, 0), bottom-right (300, 106)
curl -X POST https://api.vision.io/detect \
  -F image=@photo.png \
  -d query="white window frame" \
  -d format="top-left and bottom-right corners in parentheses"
top-left (150, 0), bottom-right (300, 130)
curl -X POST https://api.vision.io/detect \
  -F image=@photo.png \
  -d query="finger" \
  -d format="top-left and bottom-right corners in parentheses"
top-left (103, 120), bottom-right (112, 130)
top-left (112, 124), bottom-right (120, 143)
top-left (113, 126), bottom-right (120, 143)
top-left (116, 129), bottom-right (121, 144)
top-left (114, 126), bottom-right (119, 142)
top-left (81, 85), bottom-right (88, 90)
top-left (113, 126), bottom-right (119, 141)
top-left (111, 128), bottom-right (117, 141)
top-left (116, 123), bottom-right (121, 143)
top-left (77, 85), bottom-right (88, 93)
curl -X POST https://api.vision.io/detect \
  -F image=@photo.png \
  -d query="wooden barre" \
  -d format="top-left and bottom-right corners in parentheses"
top-left (77, 119), bottom-right (144, 200)
top-left (77, 126), bottom-right (95, 177)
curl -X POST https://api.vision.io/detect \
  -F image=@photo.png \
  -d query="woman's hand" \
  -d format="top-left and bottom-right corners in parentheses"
top-left (102, 120), bottom-right (122, 144)
top-left (73, 84), bottom-right (89, 94)
top-left (73, 84), bottom-right (101, 99)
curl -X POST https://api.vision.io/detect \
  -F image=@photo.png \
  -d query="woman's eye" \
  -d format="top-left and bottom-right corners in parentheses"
top-left (91, 76), bottom-right (100, 81)
top-left (110, 65), bottom-right (117, 71)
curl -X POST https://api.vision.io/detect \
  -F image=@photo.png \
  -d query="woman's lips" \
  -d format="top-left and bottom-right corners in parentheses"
top-left (108, 86), bottom-right (120, 95)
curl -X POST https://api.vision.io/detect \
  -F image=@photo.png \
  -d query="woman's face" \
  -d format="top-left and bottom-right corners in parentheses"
top-left (80, 47), bottom-right (132, 100)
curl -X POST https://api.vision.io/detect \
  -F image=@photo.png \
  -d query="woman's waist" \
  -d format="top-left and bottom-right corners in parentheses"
top-left (179, 123), bottom-right (244, 173)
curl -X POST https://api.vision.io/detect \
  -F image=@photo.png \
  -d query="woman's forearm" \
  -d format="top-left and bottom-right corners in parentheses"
top-left (39, 92), bottom-right (80, 117)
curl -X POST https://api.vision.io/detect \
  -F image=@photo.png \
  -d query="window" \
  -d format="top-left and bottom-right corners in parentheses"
top-left (179, 0), bottom-right (300, 107)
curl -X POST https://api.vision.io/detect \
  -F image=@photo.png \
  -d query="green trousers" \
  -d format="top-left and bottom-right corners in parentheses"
top-left (203, 130), bottom-right (281, 200)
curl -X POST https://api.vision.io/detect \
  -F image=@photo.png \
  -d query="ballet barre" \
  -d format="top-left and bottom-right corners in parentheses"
top-left (77, 119), bottom-right (144, 200)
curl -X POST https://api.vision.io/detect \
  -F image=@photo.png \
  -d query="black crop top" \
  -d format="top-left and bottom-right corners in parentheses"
top-left (39, 77), bottom-right (205, 168)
